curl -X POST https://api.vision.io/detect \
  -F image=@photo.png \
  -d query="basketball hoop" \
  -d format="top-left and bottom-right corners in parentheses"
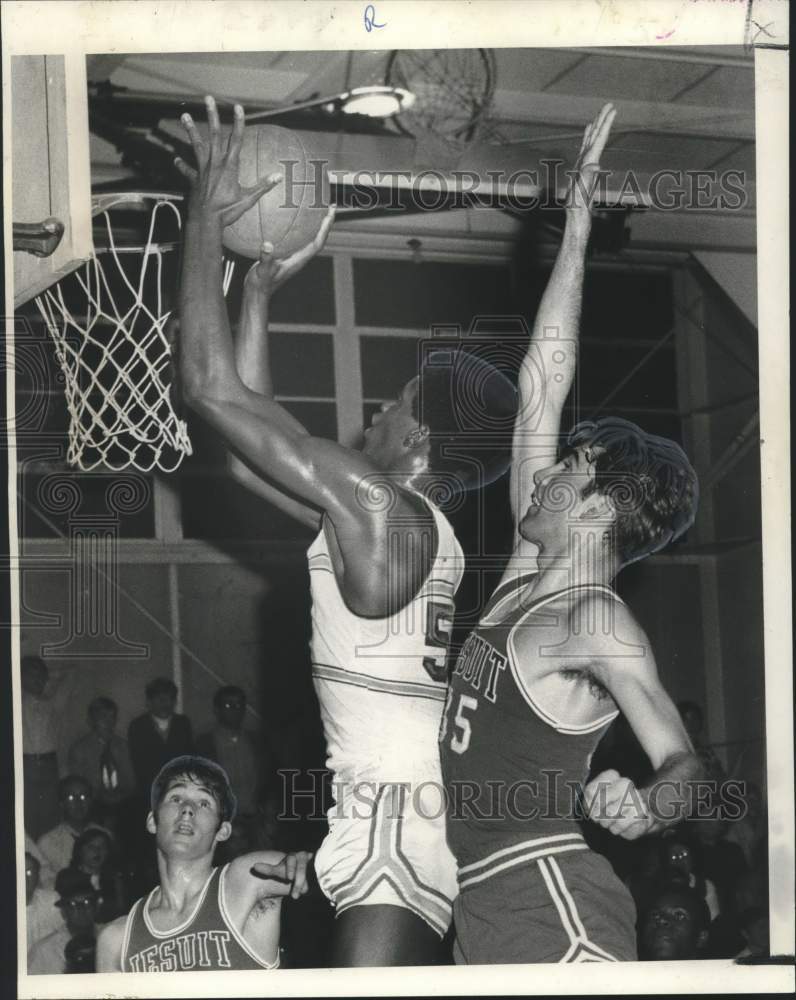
top-left (34, 192), bottom-right (236, 473)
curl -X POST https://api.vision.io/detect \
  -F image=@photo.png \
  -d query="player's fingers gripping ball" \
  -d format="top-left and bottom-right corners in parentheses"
top-left (223, 124), bottom-right (331, 260)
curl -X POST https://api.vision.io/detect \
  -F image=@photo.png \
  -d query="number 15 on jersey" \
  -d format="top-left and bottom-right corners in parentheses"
top-left (440, 690), bottom-right (478, 754)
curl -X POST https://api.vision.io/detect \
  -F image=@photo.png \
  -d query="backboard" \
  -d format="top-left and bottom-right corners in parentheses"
top-left (11, 53), bottom-right (93, 307)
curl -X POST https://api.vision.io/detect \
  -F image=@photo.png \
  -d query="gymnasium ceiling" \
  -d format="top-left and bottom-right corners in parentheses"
top-left (86, 46), bottom-right (756, 252)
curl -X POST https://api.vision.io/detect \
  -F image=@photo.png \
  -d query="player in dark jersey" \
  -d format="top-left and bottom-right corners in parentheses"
top-left (96, 756), bottom-right (311, 971)
top-left (440, 103), bottom-right (703, 963)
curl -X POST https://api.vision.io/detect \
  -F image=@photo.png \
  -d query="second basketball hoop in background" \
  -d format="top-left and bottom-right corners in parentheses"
top-left (224, 124), bottom-right (330, 259)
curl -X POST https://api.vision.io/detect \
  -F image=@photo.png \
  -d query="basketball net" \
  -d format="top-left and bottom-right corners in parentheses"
top-left (34, 193), bottom-right (235, 473)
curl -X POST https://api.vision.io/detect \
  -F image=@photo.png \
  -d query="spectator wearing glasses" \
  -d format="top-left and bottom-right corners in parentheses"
top-left (28, 869), bottom-right (104, 975)
top-left (36, 776), bottom-right (112, 877)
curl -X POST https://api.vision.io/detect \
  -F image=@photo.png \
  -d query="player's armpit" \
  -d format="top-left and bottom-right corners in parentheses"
top-left (96, 917), bottom-right (127, 972)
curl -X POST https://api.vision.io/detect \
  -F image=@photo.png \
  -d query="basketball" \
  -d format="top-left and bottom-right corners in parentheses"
top-left (223, 124), bottom-right (330, 260)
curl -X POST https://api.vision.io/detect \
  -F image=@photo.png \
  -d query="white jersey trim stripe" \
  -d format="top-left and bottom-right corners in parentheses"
top-left (537, 856), bottom-right (619, 962)
top-left (458, 842), bottom-right (589, 890)
top-left (506, 584), bottom-right (623, 734)
top-left (313, 662), bottom-right (447, 701)
top-left (142, 866), bottom-right (216, 939)
top-left (330, 785), bottom-right (452, 936)
top-left (458, 832), bottom-right (585, 875)
top-left (120, 896), bottom-right (140, 971)
top-left (218, 864), bottom-right (280, 969)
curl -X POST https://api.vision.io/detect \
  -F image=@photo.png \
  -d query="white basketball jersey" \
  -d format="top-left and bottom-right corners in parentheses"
top-left (308, 500), bottom-right (464, 787)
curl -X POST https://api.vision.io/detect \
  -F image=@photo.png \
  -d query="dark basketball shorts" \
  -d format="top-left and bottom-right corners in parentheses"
top-left (452, 838), bottom-right (637, 964)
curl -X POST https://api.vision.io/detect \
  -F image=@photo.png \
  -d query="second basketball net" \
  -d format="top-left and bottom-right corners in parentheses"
top-left (223, 124), bottom-right (330, 259)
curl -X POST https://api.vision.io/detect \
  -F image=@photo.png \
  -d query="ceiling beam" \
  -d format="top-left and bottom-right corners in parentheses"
top-left (564, 46), bottom-right (754, 67)
top-left (490, 90), bottom-right (755, 142)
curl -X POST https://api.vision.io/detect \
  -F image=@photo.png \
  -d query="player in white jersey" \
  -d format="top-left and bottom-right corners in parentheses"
top-left (308, 495), bottom-right (463, 943)
top-left (175, 96), bottom-right (516, 965)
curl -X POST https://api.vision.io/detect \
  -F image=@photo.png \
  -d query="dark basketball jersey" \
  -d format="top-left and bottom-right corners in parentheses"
top-left (440, 573), bottom-right (621, 879)
top-left (121, 865), bottom-right (278, 972)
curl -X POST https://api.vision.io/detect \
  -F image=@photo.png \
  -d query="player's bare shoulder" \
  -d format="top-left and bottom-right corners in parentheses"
top-left (572, 589), bottom-right (655, 672)
top-left (96, 913), bottom-right (128, 972)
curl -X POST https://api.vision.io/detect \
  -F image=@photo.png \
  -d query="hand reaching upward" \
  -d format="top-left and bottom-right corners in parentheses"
top-left (243, 204), bottom-right (336, 298)
top-left (566, 103), bottom-right (617, 229)
top-left (176, 95), bottom-right (282, 227)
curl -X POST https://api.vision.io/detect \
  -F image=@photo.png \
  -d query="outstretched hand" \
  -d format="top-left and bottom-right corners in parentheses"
top-left (175, 95), bottom-right (282, 227)
top-left (566, 103), bottom-right (617, 224)
top-left (244, 204), bottom-right (336, 297)
top-left (250, 850), bottom-right (313, 901)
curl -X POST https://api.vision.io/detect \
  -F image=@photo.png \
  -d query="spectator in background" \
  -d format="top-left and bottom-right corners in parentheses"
top-left (25, 832), bottom-right (56, 890)
top-left (623, 836), bottom-right (664, 916)
top-left (725, 781), bottom-right (767, 869)
top-left (677, 701), bottom-right (726, 783)
top-left (638, 884), bottom-right (710, 960)
top-left (64, 933), bottom-right (97, 973)
top-left (691, 817), bottom-right (748, 916)
top-left (21, 655), bottom-right (70, 840)
top-left (659, 831), bottom-right (721, 921)
top-left (707, 863), bottom-right (768, 958)
top-left (69, 828), bottom-right (128, 923)
top-left (25, 853), bottom-right (63, 956)
top-left (128, 678), bottom-right (194, 799)
top-left (28, 869), bottom-right (104, 975)
top-left (68, 696), bottom-right (135, 833)
top-left (196, 685), bottom-right (270, 848)
top-left (36, 775), bottom-right (112, 877)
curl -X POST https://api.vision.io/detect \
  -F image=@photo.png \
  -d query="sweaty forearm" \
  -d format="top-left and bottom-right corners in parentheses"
top-left (237, 293), bottom-right (274, 397)
top-left (639, 750), bottom-right (704, 833)
top-left (179, 212), bottom-right (239, 399)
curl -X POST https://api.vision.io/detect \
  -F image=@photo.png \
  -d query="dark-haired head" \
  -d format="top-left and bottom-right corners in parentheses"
top-left (145, 676), bottom-right (177, 701)
top-left (565, 417), bottom-right (698, 565)
top-left (145, 676), bottom-right (178, 720)
top-left (88, 695), bottom-right (118, 739)
top-left (150, 755), bottom-right (237, 826)
top-left (413, 350), bottom-right (518, 492)
top-left (71, 827), bottom-right (113, 874)
top-left (88, 695), bottom-right (117, 719)
top-left (640, 883), bottom-right (710, 960)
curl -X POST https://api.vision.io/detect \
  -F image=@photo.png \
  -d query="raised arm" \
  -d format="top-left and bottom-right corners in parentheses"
top-left (509, 104), bottom-right (617, 530)
top-left (176, 97), bottom-right (433, 615)
top-left (226, 210), bottom-right (335, 529)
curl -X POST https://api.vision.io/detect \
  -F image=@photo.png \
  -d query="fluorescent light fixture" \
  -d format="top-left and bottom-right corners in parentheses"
top-left (246, 85), bottom-right (414, 123)
top-left (338, 86), bottom-right (415, 117)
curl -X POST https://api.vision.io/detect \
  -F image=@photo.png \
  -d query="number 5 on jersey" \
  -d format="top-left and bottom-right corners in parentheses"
top-left (447, 693), bottom-right (478, 754)
top-left (423, 599), bottom-right (455, 682)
